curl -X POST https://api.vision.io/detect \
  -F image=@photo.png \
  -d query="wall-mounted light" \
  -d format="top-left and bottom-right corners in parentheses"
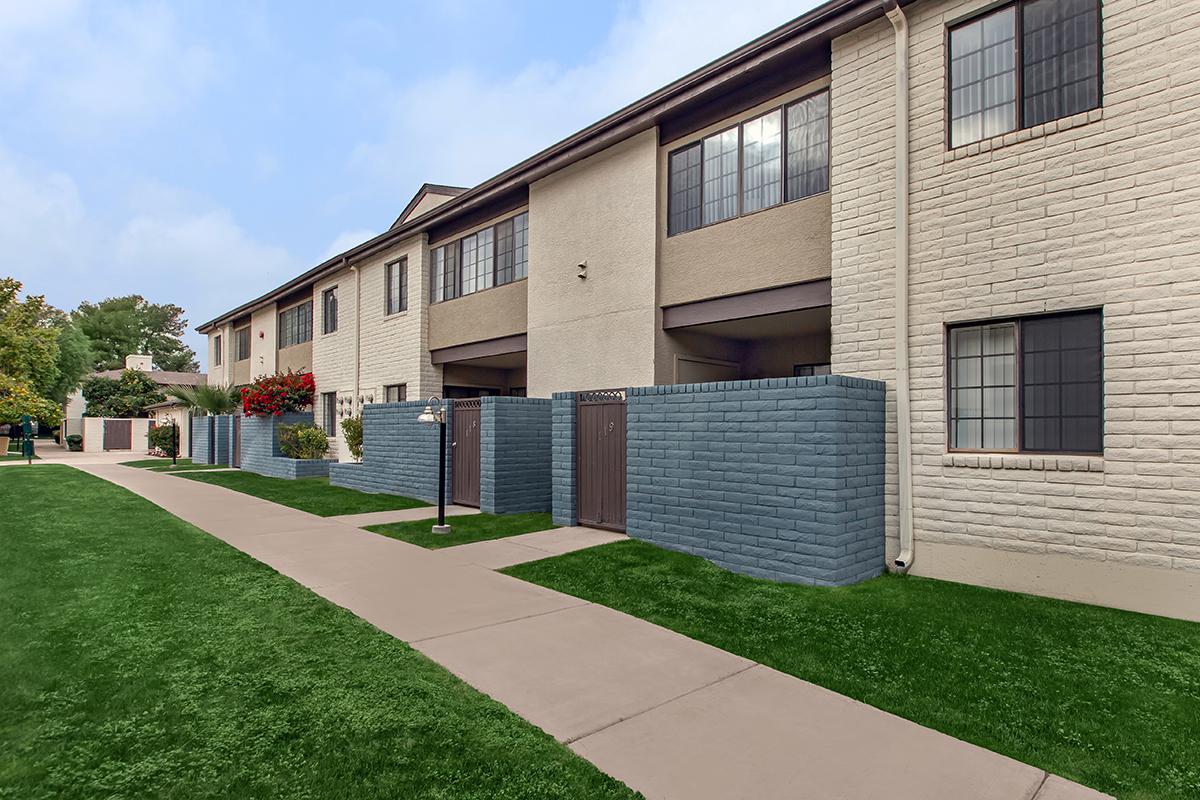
top-left (577, 260), bottom-right (588, 280)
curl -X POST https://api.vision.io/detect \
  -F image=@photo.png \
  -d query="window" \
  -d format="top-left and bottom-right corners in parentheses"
top-left (793, 363), bottom-right (832, 377)
top-left (213, 335), bottom-right (222, 366)
top-left (429, 211), bottom-right (529, 303)
top-left (278, 301), bottom-right (313, 348)
top-left (948, 0), bottom-right (1100, 148)
top-left (321, 392), bottom-right (337, 435)
top-left (235, 327), bottom-right (251, 361)
top-left (667, 89), bottom-right (830, 236)
top-left (384, 383), bottom-right (406, 403)
top-left (386, 258), bottom-right (407, 315)
top-left (948, 309), bottom-right (1102, 454)
top-left (322, 287), bottom-right (338, 334)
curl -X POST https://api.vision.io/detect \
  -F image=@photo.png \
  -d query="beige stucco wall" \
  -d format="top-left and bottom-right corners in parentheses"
top-left (428, 279), bottom-right (528, 351)
top-left (250, 303), bottom-right (277, 379)
top-left (657, 76), bottom-right (832, 309)
top-left (206, 326), bottom-right (231, 386)
top-left (405, 191), bottom-right (457, 222)
top-left (231, 325), bottom-right (251, 386)
top-left (527, 129), bottom-right (659, 396)
top-left (830, 0), bottom-right (1200, 619)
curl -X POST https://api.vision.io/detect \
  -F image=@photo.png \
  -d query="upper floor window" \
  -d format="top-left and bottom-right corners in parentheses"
top-left (667, 89), bottom-right (830, 236)
top-left (213, 335), bottom-right (222, 366)
top-left (278, 300), bottom-right (312, 348)
top-left (949, 0), bottom-right (1100, 149)
top-left (948, 309), bottom-right (1102, 454)
top-left (429, 211), bottom-right (529, 303)
top-left (386, 258), bottom-right (407, 316)
top-left (322, 287), bottom-right (338, 334)
top-left (235, 327), bottom-right (251, 361)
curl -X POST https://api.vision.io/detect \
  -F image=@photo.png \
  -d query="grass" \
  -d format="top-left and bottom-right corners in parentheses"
top-left (177, 470), bottom-right (427, 516)
top-left (505, 539), bottom-right (1200, 800)
top-left (367, 513), bottom-right (556, 549)
top-left (0, 466), bottom-right (639, 800)
top-left (121, 457), bottom-right (195, 468)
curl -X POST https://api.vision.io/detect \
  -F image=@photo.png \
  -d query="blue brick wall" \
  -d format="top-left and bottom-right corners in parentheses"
top-left (190, 415), bottom-right (232, 465)
top-left (626, 375), bottom-right (886, 586)
top-left (239, 412), bottom-right (331, 479)
top-left (551, 392), bottom-right (577, 527)
top-left (480, 397), bottom-right (552, 514)
top-left (328, 401), bottom-right (452, 504)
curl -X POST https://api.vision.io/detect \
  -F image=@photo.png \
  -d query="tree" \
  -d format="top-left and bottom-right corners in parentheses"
top-left (168, 383), bottom-right (240, 416)
top-left (0, 374), bottom-right (62, 425)
top-left (42, 309), bottom-right (92, 404)
top-left (0, 278), bottom-right (61, 398)
top-left (73, 295), bottom-right (199, 373)
top-left (80, 370), bottom-right (165, 418)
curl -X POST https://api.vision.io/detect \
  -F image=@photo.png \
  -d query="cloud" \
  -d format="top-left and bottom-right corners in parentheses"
top-left (0, 1), bottom-right (217, 134)
top-left (323, 229), bottom-right (377, 260)
top-left (351, 0), bottom-right (819, 188)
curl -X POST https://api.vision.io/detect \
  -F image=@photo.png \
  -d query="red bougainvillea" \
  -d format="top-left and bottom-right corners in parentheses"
top-left (241, 370), bottom-right (316, 417)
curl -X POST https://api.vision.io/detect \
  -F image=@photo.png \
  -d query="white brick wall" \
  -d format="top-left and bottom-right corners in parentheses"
top-left (831, 0), bottom-right (1200, 608)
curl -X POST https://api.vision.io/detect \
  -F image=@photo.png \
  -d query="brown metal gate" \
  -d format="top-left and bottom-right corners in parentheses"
top-left (452, 399), bottom-right (481, 507)
top-left (576, 390), bottom-right (626, 531)
top-left (103, 419), bottom-right (132, 450)
top-left (231, 415), bottom-right (241, 468)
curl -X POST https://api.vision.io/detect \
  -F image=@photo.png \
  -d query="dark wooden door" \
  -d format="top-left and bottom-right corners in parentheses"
top-left (231, 415), bottom-right (241, 468)
top-left (103, 419), bottom-right (132, 450)
top-left (576, 390), bottom-right (626, 531)
top-left (452, 399), bottom-right (481, 507)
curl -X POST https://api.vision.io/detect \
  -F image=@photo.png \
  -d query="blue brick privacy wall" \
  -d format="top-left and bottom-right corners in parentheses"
top-left (480, 397), bottom-right (552, 514)
top-left (551, 393), bottom-right (578, 527)
top-left (329, 401), bottom-right (452, 504)
top-left (626, 375), bottom-right (886, 587)
top-left (240, 412), bottom-right (330, 479)
top-left (191, 415), bottom-right (232, 465)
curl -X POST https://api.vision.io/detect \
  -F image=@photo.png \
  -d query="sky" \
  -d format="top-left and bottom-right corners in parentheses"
top-left (2, 0), bottom-right (821, 370)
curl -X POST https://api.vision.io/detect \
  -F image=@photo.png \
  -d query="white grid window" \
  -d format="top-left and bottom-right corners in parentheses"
top-left (949, 323), bottom-right (1017, 450)
top-left (741, 109), bottom-right (782, 214)
top-left (701, 128), bottom-right (738, 225)
top-left (949, 6), bottom-right (1017, 148)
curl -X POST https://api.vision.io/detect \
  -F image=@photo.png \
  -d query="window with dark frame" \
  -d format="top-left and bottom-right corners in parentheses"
top-left (321, 392), bottom-right (337, 435)
top-left (429, 210), bottom-right (530, 304)
top-left (322, 287), bottom-right (338, 334)
top-left (278, 300), bottom-right (312, 348)
top-left (948, 0), bottom-right (1101, 149)
top-left (384, 383), bottom-right (406, 403)
top-left (213, 335), bottom-right (222, 366)
top-left (385, 258), bottom-right (407, 316)
top-left (235, 327), bottom-right (251, 361)
top-left (948, 309), bottom-right (1102, 454)
top-left (793, 363), bottom-right (832, 377)
top-left (666, 88), bottom-right (831, 237)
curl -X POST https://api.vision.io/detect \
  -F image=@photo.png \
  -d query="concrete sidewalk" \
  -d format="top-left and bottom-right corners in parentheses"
top-left (79, 463), bottom-right (1109, 800)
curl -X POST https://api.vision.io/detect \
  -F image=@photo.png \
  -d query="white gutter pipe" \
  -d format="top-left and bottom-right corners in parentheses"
top-left (351, 263), bottom-right (361, 417)
top-left (884, 0), bottom-right (915, 573)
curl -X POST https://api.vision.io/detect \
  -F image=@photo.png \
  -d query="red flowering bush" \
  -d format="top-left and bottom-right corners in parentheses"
top-left (241, 370), bottom-right (316, 417)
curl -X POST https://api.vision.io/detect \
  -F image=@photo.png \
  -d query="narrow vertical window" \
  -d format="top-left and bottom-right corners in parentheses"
top-left (667, 143), bottom-right (702, 235)
top-left (322, 287), bottom-right (338, 334)
top-left (495, 218), bottom-right (515, 286)
top-left (235, 327), bottom-right (251, 360)
top-left (785, 91), bottom-right (830, 201)
top-left (741, 109), bottom-right (782, 214)
top-left (949, 6), bottom-right (1017, 148)
top-left (213, 335), bottom-right (222, 366)
top-left (513, 212), bottom-right (528, 279)
top-left (1021, 0), bottom-right (1100, 127)
top-left (949, 323), bottom-right (1016, 450)
top-left (321, 392), bottom-right (337, 435)
top-left (430, 245), bottom-right (458, 303)
top-left (385, 258), bottom-right (406, 315)
top-left (1021, 310), bottom-right (1102, 453)
top-left (701, 128), bottom-right (738, 225)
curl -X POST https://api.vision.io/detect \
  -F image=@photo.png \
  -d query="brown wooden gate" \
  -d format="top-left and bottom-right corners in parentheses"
top-left (452, 399), bottom-right (481, 507)
top-left (231, 415), bottom-right (241, 468)
top-left (103, 419), bottom-right (132, 450)
top-left (576, 390), bottom-right (626, 531)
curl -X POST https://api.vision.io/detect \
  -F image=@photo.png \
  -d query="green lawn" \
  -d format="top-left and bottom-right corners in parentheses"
top-left (0, 466), bottom-right (639, 800)
top-left (121, 457), bottom-right (195, 468)
top-left (0, 453), bottom-right (36, 462)
top-left (367, 513), bottom-right (556, 549)
top-left (177, 471), bottom-right (427, 516)
top-left (505, 540), bottom-right (1200, 800)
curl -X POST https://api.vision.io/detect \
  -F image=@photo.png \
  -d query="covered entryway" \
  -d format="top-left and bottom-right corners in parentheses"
top-left (103, 419), bottom-right (132, 450)
top-left (452, 399), bottom-right (481, 507)
top-left (576, 389), bottom-right (626, 531)
top-left (231, 415), bottom-right (242, 468)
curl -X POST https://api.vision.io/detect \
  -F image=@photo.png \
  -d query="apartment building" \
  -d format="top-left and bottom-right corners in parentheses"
top-left (198, 0), bottom-right (1200, 619)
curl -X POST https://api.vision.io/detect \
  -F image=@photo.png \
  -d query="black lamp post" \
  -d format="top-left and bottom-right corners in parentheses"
top-left (417, 397), bottom-right (452, 534)
top-left (172, 419), bottom-right (179, 466)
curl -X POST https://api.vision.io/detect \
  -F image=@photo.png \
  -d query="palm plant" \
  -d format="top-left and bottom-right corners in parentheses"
top-left (168, 383), bottom-right (241, 416)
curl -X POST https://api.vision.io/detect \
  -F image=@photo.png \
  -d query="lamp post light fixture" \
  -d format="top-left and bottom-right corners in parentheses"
top-left (417, 397), bottom-right (451, 534)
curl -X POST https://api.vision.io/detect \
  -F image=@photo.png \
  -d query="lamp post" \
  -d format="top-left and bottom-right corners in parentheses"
top-left (172, 418), bottom-right (179, 467)
top-left (417, 397), bottom-right (452, 534)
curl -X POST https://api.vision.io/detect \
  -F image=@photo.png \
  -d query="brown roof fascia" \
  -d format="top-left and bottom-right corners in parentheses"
top-left (196, 0), bottom-right (881, 333)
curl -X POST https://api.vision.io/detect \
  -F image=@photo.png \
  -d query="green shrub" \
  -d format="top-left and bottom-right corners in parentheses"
top-left (66, 434), bottom-right (83, 451)
top-left (341, 416), bottom-right (363, 461)
top-left (148, 423), bottom-right (179, 456)
top-left (277, 423), bottom-right (329, 460)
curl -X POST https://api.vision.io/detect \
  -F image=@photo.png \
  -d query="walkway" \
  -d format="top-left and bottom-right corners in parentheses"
top-left (79, 463), bottom-right (1109, 800)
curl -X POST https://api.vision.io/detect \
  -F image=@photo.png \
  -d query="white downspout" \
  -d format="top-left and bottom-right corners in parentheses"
top-left (352, 263), bottom-right (361, 416)
top-left (884, 0), bottom-right (915, 573)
